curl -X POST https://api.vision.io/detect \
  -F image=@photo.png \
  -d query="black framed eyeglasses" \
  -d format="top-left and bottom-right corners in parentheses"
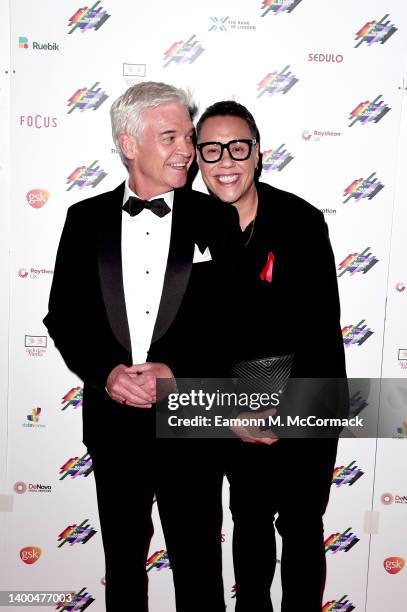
top-left (197, 139), bottom-right (257, 163)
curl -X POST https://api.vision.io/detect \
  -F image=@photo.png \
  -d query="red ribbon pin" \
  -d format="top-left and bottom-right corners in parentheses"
top-left (260, 251), bottom-right (275, 283)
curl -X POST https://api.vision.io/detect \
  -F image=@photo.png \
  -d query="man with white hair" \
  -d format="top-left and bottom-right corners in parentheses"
top-left (44, 82), bottom-right (240, 611)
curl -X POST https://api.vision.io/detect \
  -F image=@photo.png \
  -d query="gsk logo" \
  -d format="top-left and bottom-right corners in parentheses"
top-left (26, 189), bottom-right (50, 209)
top-left (20, 546), bottom-right (42, 564)
top-left (383, 557), bottom-right (405, 574)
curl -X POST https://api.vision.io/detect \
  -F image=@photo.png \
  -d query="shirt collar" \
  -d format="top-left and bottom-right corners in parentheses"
top-left (123, 178), bottom-right (174, 211)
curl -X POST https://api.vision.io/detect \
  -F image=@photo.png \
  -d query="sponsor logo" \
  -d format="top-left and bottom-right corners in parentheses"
top-left (349, 391), bottom-right (369, 417)
top-left (18, 268), bottom-right (29, 278)
top-left (20, 546), bottom-right (42, 564)
top-left (25, 335), bottom-right (47, 357)
top-left (338, 248), bottom-right (379, 277)
top-left (67, 161), bottom-right (107, 191)
top-left (26, 189), bottom-right (50, 209)
top-left (325, 528), bottom-right (360, 553)
top-left (14, 481), bottom-right (52, 494)
top-left (308, 53), bottom-right (344, 63)
top-left (146, 550), bottom-right (171, 572)
top-left (323, 596), bottom-right (355, 611)
top-left (398, 349), bottom-right (407, 371)
top-left (68, 2), bottom-right (110, 34)
top-left (320, 208), bottom-right (337, 216)
top-left (343, 172), bottom-right (384, 204)
top-left (62, 387), bottom-right (83, 411)
top-left (258, 66), bottom-right (298, 97)
top-left (123, 63), bottom-right (146, 85)
top-left (261, 0), bottom-right (303, 17)
top-left (381, 493), bottom-right (407, 505)
top-left (209, 17), bottom-right (229, 31)
top-left (332, 461), bottom-right (364, 487)
top-left (18, 267), bottom-right (53, 280)
top-left (19, 115), bottom-right (58, 129)
top-left (349, 95), bottom-right (390, 127)
top-left (14, 481), bottom-right (27, 494)
top-left (68, 82), bottom-right (108, 113)
top-left (396, 282), bottom-right (406, 292)
top-left (18, 36), bottom-right (59, 51)
top-left (23, 407), bottom-right (45, 429)
top-left (262, 144), bottom-right (294, 172)
top-left (58, 519), bottom-right (97, 547)
top-left (164, 35), bottom-right (204, 66)
top-left (342, 320), bottom-right (373, 347)
top-left (355, 15), bottom-right (398, 48)
top-left (395, 421), bottom-right (407, 438)
top-left (383, 557), bottom-right (405, 574)
top-left (55, 587), bottom-right (95, 611)
top-left (302, 129), bottom-right (342, 142)
top-left (59, 453), bottom-right (93, 480)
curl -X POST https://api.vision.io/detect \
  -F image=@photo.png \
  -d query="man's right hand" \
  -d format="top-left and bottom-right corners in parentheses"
top-left (106, 364), bottom-right (155, 408)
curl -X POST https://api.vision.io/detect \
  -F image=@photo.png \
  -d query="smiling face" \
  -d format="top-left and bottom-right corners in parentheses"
top-left (119, 102), bottom-right (195, 199)
top-left (197, 115), bottom-right (259, 209)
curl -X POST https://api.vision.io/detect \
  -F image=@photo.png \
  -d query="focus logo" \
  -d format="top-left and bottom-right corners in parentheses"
top-left (19, 115), bottom-right (58, 129)
top-left (383, 557), bottom-right (405, 574)
top-left (20, 546), bottom-right (42, 564)
top-left (26, 189), bottom-right (49, 209)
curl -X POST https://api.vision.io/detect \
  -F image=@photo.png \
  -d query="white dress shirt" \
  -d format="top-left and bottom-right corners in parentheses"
top-left (121, 179), bottom-right (173, 363)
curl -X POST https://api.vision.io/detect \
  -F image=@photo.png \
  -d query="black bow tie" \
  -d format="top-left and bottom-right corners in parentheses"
top-left (123, 196), bottom-right (171, 218)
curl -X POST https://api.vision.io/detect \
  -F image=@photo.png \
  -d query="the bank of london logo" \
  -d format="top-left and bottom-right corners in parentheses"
top-left (67, 161), bottom-right (107, 191)
top-left (355, 14), bottom-right (398, 48)
top-left (257, 66), bottom-right (298, 97)
top-left (262, 145), bottom-right (294, 172)
top-left (68, 2), bottom-right (110, 34)
top-left (343, 172), bottom-right (384, 203)
top-left (164, 35), bottom-right (204, 67)
top-left (261, 0), bottom-right (303, 17)
top-left (209, 17), bottom-right (229, 31)
top-left (349, 95), bottom-right (390, 127)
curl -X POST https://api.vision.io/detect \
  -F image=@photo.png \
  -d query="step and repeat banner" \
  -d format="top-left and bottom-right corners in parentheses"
top-left (1, 1), bottom-right (407, 610)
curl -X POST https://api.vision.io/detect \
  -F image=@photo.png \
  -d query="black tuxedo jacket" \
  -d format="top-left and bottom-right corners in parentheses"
top-left (44, 182), bottom-right (240, 445)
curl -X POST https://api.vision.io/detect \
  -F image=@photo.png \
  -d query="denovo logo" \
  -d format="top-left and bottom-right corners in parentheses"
top-left (26, 189), bottom-right (49, 209)
top-left (20, 546), bottom-right (42, 564)
top-left (383, 557), bottom-right (405, 574)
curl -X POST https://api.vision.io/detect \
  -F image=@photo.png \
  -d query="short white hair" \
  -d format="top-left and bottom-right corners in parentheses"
top-left (110, 81), bottom-right (197, 167)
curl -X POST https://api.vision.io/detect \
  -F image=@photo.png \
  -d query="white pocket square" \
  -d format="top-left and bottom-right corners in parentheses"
top-left (193, 244), bottom-right (212, 263)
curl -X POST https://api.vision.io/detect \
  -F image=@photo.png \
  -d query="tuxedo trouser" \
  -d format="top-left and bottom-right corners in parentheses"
top-left (225, 437), bottom-right (338, 612)
top-left (88, 431), bottom-right (225, 612)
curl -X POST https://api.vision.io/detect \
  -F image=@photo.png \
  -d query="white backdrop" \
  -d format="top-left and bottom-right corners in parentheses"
top-left (1, 1), bottom-right (407, 610)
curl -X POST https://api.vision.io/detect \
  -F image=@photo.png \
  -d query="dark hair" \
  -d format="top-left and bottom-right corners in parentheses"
top-left (196, 100), bottom-right (260, 145)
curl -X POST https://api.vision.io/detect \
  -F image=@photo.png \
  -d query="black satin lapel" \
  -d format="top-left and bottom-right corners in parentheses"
top-left (151, 191), bottom-right (194, 344)
top-left (98, 183), bottom-right (132, 354)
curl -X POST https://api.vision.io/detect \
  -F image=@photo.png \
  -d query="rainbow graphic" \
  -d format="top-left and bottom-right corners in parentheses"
top-left (355, 14), bottom-right (397, 47)
top-left (262, 144), bottom-right (294, 172)
top-left (56, 587), bottom-right (95, 611)
top-left (332, 461), bottom-right (364, 487)
top-left (27, 407), bottom-right (41, 423)
top-left (59, 453), bottom-right (93, 480)
top-left (62, 387), bottom-right (83, 411)
top-left (349, 391), bottom-right (369, 418)
top-left (146, 550), bottom-right (171, 572)
top-left (68, 1), bottom-right (110, 34)
top-left (66, 161), bottom-right (107, 191)
top-left (342, 320), bottom-right (373, 347)
top-left (58, 519), bottom-right (97, 547)
top-left (164, 35), bottom-right (204, 67)
top-left (325, 528), bottom-right (360, 554)
top-left (68, 82), bottom-right (108, 113)
top-left (323, 595), bottom-right (355, 611)
top-left (343, 172), bottom-right (384, 203)
top-left (258, 66), bottom-right (298, 98)
top-left (337, 248), bottom-right (378, 277)
top-left (261, 0), bottom-right (303, 17)
top-left (349, 95), bottom-right (390, 127)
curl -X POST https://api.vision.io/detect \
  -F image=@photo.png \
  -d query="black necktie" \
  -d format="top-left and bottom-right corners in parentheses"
top-left (123, 196), bottom-right (171, 218)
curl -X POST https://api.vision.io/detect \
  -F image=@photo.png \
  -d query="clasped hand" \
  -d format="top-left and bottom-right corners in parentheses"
top-left (106, 362), bottom-right (174, 408)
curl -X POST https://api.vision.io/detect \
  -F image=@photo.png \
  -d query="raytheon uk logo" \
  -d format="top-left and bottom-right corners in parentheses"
top-left (262, 145), bottom-right (294, 172)
top-left (55, 587), bottom-right (95, 611)
top-left (323, 595), bottom-right (355, 611)
top-left (261, 0), bottom-right (303, 17)
top-left (59, 453), bottom-right (93, 480)
top-left (342, 320), bottom-right (373, 347)
top-left (383, 557), bottom-right (405, 574)
top-left (68, 82), bottom-right (109, 113)
top-left (258, 66), bottom-right (298, 98)
top-left (67, 161), bottom-right (107, 191)
top-left (332, 461), bottom-right (364, 487)
top-left (355, 14), bottom-right (398, 48)
top-left (58, 519), bottom-right (97, 547)
top-left (68, 1), bottom-right (110, 34)
top-left (343, 172), bottom-right (384, 203)
top-left (62, 387), bottom-right (83, 411)
top-left (20, 546), bottom-right (42, 564)
top-left (164, 35), bottom-right (205, 67)
top-left (325, 528), bottom-right (360, 553)
top-left (337, 248), bottom-right (378, 277)
top-left (349, 95), bottom-right (390, 127)
top-left (146, 550), bottom-right (171, 572)
top-left (18, 36), bottom-right (59, 51)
